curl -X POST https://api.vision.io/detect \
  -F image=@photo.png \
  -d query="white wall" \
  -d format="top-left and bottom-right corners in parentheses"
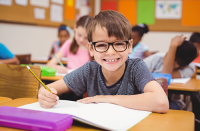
top-left (142, 31), bottom-right (193, 53)
top-left (0, 23), bottom-right (58, 58)
top-left (0, 22), bottom-right (193, 58)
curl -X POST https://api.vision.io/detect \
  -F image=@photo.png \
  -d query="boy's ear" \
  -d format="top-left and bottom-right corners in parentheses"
top-left (128, 39), bottom-right (133, 54)
top-left (88, 43), bottom-right (94, 57)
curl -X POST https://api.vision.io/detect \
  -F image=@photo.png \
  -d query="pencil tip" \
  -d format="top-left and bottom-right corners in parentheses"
top-left (27, 66), bottom-right (30, 69)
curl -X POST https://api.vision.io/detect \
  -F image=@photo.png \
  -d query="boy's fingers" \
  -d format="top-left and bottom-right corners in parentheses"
top-left (49, 87), bottom-right (57, 94)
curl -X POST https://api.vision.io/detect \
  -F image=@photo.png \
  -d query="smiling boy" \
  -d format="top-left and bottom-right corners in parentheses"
top-left (38, 10), bottom-right (169, 113)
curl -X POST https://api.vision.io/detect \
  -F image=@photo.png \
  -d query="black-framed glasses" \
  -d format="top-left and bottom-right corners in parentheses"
top-left (90, 40), bottom-right (130, 52)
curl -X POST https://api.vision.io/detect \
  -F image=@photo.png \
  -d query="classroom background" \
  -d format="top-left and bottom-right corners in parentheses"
top-left (0, 0), bottom-right (198, 58)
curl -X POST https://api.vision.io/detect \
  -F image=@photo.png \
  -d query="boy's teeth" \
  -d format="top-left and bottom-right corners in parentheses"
top-left (106, 59), bottom-right (117, 62)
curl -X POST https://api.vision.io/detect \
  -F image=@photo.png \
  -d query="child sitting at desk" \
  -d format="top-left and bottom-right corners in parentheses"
top-left (190, 32), bottom-right (200, 63)
top-left (0, 43), bottom-right (19, 64)
top-left (39, 10), bottom-right (169, 113)
top-left (48, 25), bottom-right (71, 59)
top-left (47, 15), bottom-right (93, 73)
top-left (143, 35), bottom-right (197, 110)
top-left (128, 24), bottom-right (151, 59)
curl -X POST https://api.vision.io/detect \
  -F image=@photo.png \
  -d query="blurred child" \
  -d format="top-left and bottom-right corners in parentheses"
top-left (47, 15), bottom-right (93, 73)
top-left (144, 35), bottom-right (197, 110)
top-left (48, 25), bottom-right (71, 59)
top-left (190, 32), bottom-right (200, 63)
top-left (39, 10), bottom-right (169, 113)
top-left (0, 43), bottom-right (19, 64)
top-left (129, 24), bottom-right (151, 59)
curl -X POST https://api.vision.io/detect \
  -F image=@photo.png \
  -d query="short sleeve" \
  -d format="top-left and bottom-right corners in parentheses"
top-left (178, 63), bottom-right (195, 78)
top-left (132, 59), bottom-right (155, 93)
top-left (63, 62), bottom-right (89, 97)
top-left (0, 43), bottom-right (14, 59)
top-left (60, 39), bottom-right (72, 57)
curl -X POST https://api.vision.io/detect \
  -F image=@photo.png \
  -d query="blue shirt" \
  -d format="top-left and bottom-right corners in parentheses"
top-left (0, 43), bottom-right (14, 59)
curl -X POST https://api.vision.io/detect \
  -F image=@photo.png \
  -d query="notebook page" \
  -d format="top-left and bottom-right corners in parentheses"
top-left (171, 78), bottom-right (191, 84)
top-left (19, 100), bottom-right (151, 131)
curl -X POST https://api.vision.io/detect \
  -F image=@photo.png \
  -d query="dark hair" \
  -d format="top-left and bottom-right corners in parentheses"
top-left (70, 15), bottom-right (92, 54)
top-left (189, 32), bottom-right (200, 44)
top-left (58, 24), bottom-right (71, 35)
top-left (132, 24), bottom-right (149, 37)
top-left (175, 40), bottom-right (197, 67)
top-left (87, 10), bottom-right (132, 42)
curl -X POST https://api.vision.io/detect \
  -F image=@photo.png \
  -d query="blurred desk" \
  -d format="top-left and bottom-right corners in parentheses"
top-left (169, 79), bottom-right (200, 91)
top-left (168, 78), bottom-right (200, 126)
top-left (0, 97), bottom-right (12, 103)
top-left (41, 75), bottom-right (63, 81)
top-left (0, 98), bottom-right (194, 131)
top-left (31, 59), bottom-right (67, 65)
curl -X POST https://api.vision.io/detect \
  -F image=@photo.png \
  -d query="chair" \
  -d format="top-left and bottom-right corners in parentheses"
top-left (0, 64), bottom-right (41, 99)
top-left (15, 54), bottom-right (31, 64)
top-left (155, 78), bottom-right (168, 96)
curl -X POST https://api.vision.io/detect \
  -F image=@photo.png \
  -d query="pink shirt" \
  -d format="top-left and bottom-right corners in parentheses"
top-left (60, 39), bottom-right (90, 69)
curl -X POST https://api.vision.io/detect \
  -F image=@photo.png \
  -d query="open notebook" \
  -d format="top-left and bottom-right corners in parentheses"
top-left (19, 100), bottom-right (151, 131)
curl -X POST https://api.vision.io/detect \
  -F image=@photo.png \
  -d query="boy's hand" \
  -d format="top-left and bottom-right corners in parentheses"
top-left (77, 95), bottom-right (112, 104)
top-left (170, 35), bottom-right (186, 48)
top-left (38, 87), bottom-right (59, 108)
top-left (56, 66), bottom-right (68, 73)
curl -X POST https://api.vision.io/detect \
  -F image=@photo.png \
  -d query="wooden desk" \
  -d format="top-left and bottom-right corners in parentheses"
top-left (31, 59), bottom-right (67, 65)
top-left (41, 75), bottom-right (63, 81)
top-left (169, 79), bottom-right (200, 91)
top-left (0, 98), bottom-right (194, 131)
top-left (0, 97), bottom-right (12, 103)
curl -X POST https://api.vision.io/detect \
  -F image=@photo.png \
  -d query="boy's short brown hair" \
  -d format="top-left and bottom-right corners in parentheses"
top-left (87, 10), bottom-right (131, 42)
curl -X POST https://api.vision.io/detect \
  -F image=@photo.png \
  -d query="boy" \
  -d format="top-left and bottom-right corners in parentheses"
top-left (0, 43), bottom-right (19, 64)
top-left (144, 35), bottom-right (197, 109)
top-left (190, 32), bottom-right (200, 63)
top-left (38, 10), bottom-right (169, 113)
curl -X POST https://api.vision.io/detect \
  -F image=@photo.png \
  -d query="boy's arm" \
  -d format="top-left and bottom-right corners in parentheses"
top-left (162, 35), bottom-right (186, 78)
top-left (0, 56), bottom-right (20, 64)
top-left (78, 80), bottom-right (169, 113)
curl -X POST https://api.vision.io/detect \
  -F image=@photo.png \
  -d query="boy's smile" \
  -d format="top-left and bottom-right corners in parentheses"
top-left (88, 26), bottom-right (132, 73)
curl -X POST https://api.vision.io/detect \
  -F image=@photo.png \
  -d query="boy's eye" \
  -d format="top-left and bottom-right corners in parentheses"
top-left (115, 42), bottom-right (126, 46)
top-left (96, 43), bottom-right (107, 47)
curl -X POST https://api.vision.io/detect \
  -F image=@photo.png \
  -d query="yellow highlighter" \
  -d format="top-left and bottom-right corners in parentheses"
top-left (26, 66), bottom-right (59, 102)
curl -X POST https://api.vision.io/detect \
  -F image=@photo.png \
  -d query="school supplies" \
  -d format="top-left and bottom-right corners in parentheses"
top-left (26, 66), bottom-right (59, 102)
top-left (0, 106), bottom-right (73, 131)
top-left (53, 54), bottom-right (65, 67)
top-left (152, 73), bottom-right (172, 85)
top-left (171, 78), bottom-right (191, 84)
top-left (27, 66), bottom-right (51, 92)
top-left (40, 66), bottom-right (56, 76)
top-left (19, 100), bottom-right (152, 131)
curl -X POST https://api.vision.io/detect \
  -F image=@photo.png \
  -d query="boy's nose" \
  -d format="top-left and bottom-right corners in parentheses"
top-left (106, 45), bottom-right (116, 55)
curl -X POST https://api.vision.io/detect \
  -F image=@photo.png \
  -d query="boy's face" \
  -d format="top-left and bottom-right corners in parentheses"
top-left (88, 26), bottom-right (132, 72)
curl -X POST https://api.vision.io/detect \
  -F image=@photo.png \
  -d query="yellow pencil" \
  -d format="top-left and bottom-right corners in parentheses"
top-left (26, 66), bottom-right (59, 102)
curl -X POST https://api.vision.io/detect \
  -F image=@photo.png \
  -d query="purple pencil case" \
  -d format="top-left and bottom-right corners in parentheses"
top-left (0, 106), bottom-right (73, 131)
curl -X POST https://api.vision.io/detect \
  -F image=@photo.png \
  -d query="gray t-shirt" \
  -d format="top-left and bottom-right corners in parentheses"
top-left (143, 53), bottom-right (195, 78)
top-left (63, 58), bottom-right (155, 97)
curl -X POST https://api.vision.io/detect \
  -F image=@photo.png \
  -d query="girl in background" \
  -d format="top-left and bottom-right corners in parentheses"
top-left (47, 15), bottom-right (93, 73)
top-left (48, 25), bottom-right (71, 59)
top-left (129, 24), bottom-right (151, 59)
